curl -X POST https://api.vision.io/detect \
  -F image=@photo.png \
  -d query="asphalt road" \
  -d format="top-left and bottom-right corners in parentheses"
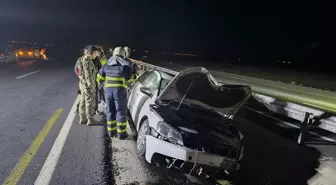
top-left (0, 59), bottom-right (112, 185)
top-left (0, 59), bottom-right (336, 185)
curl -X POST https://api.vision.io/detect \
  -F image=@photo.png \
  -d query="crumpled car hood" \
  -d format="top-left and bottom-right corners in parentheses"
top-left (156, 67), bottom-right (252, 117)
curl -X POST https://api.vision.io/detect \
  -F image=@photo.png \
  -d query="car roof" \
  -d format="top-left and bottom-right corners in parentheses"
top-left (158, 71), bottom-right (174, 81)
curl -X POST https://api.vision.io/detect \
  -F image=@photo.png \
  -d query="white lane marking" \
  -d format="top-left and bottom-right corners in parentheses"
top-left (34, 95), bottom-right (80, 185)
top-left (246, 107), bottom-right (336, 142)
top-left (16, 70), bottom-right (41, 79)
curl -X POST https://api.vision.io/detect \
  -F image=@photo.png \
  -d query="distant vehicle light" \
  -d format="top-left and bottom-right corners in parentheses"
top-left (28, 52), bottom-right (33, 56)
top-left (18, 51), bottom-right (24, 55)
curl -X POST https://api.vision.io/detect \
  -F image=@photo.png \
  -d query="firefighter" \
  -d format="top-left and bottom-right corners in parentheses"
top-left (100, 50), bottom-right (108, 66)
top-left (92, 47), bottom-right (102, 69)
top-left (96, 46), bottom-right (131, 139)
top-left (97, 48), bottom-right (108, 105)
top-left (77, 45), bottom-right (99, 125)
top-left (124, 46), bottom-right (138, 84)
top-left (91, 47), bottom-right (104, 114)
top-left (124, 46), bottom-right (131, 58)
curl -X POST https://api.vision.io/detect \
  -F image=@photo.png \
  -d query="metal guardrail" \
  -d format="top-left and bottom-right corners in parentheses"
top-left (130, 59), bottom-right (336, 143)
top-left (209, 71), bottom-right (336, 113)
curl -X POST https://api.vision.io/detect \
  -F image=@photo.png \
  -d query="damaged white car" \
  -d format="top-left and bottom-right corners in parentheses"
top-left (127, 67), bottom-right (251, 177)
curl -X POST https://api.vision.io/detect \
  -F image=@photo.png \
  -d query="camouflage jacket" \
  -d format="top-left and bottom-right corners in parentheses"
top-left (77, 56), bottom-right (98, 89)
top-left (74, 56), bottom-right (83, 77)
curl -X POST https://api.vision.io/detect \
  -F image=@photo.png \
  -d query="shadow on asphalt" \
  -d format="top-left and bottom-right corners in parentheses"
top-left (234, 98), bottom-right (322, 185)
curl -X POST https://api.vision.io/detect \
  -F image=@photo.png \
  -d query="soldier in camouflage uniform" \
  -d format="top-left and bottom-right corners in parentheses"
top-left (77, 45), bottom-right (100, 125)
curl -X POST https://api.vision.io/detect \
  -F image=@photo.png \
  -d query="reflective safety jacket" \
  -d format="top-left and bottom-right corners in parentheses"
top-left (100, 55), bottom-right (107, 66)
top-left (96, 56), bottom-right (132, 88)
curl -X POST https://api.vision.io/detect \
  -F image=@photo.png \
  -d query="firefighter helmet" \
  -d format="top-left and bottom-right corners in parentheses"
top-left (124, 46), bottom-right (131, 58)
top-left (112, 46), bottom-right (126, 58)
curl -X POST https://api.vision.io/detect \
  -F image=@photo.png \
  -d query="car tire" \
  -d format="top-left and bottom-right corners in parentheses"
top-left (136, 119), bottom-right (150, 157)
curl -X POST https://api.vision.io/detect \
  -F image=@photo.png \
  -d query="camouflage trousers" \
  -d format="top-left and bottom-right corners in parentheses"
top-left (79, 83), bottom-right (96, 120)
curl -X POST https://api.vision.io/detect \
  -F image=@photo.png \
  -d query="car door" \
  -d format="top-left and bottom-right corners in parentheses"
top-left (129, 70), bottom-right (161, 127)
top-left (127, 70), bottom-right (149, 112)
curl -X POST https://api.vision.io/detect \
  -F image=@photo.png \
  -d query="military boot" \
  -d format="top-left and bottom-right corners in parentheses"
top-left (87, 118), bottom-right (96, 126)
top-left (79, 116), bottom-right (87, 124)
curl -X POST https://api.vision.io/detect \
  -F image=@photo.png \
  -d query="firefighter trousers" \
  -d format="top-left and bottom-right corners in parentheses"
top-left (105, 87), bottom-right (128, 138)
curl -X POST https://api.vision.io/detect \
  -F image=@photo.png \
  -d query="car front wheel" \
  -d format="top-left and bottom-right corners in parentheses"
top-left (136, 119), bottom-right (149, 156)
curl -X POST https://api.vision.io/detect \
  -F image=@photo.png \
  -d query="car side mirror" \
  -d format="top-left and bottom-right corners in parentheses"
top-left (140, 87), bottom-right (153, 97)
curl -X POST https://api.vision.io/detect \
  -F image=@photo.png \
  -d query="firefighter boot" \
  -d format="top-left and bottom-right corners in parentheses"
top-left (109, 132), bottom-right (117, 138)
top-left (118, 132), bottom-right (128, 140)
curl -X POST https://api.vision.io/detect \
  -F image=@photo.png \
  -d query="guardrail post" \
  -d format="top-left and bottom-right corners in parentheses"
top-left (297, 112), bottom-right (313, 145)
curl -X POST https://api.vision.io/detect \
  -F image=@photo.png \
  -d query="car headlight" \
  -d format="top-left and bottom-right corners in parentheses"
top-left (156, 121), bottom-right (183, 145)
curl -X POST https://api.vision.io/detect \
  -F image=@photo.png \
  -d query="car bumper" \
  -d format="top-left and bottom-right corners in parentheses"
top-left (145, 135), bottom-right (238, 170)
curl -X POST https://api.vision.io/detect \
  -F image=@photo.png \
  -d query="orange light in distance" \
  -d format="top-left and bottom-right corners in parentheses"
top-left (28, 51), bottom-right (33, 56)
top-left (18, 51), bottom-right (24, 55)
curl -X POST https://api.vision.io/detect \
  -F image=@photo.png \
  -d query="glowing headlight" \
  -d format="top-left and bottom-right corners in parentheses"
top-left (156, 121), bottom-right (183, 145)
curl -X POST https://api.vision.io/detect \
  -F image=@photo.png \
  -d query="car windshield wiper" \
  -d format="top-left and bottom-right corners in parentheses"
top-left (185, 103), bottom-right (213, 112)
top-left (163, 100), bottom-right (216, 113)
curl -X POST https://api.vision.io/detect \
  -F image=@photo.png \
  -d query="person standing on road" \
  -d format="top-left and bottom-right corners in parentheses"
top-left (96, 46), bottom-right (132, 139)
top-left (99, 48), bottom-right (108, 66)
top-left (77, 45), bottom-right (99, 125)
top-left (92, 46), bottom-right (105, 115)
top-left (75, 46), bottom-right (89, 113)
top-left (97, 48), bottom-right (108, 105)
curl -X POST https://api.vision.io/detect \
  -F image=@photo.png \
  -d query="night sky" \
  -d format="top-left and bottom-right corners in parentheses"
top-left (0, 0), bottom-right (334, 64)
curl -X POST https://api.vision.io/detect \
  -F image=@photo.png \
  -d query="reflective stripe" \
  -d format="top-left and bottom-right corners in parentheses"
top-left (107, 120), bottom-right (117, 132)
top-left (127, 74), bottom-right (136, 83)
top-left (100, 57), bottom-right (107, 65)
top-left (96, 74), bottom-right (106, 84)
top-left (108, 127), bottom-right (117, 131)
top-left (117, 128), bottom-right (127, 133)
top-left (117, 122), bottom-right (127, 126)
top-left (117, 121), bottom-right (127, 133)
top-left (105, 83), bottom-right (127, 88)
top-left (106, 80), bottom-right (124, 85)
top-left (107, 120), bottom-right (117, 125)
top-left (106, 76), bottom-right (126, 82)
top-left (105, 77), bottom-right (127, 88)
